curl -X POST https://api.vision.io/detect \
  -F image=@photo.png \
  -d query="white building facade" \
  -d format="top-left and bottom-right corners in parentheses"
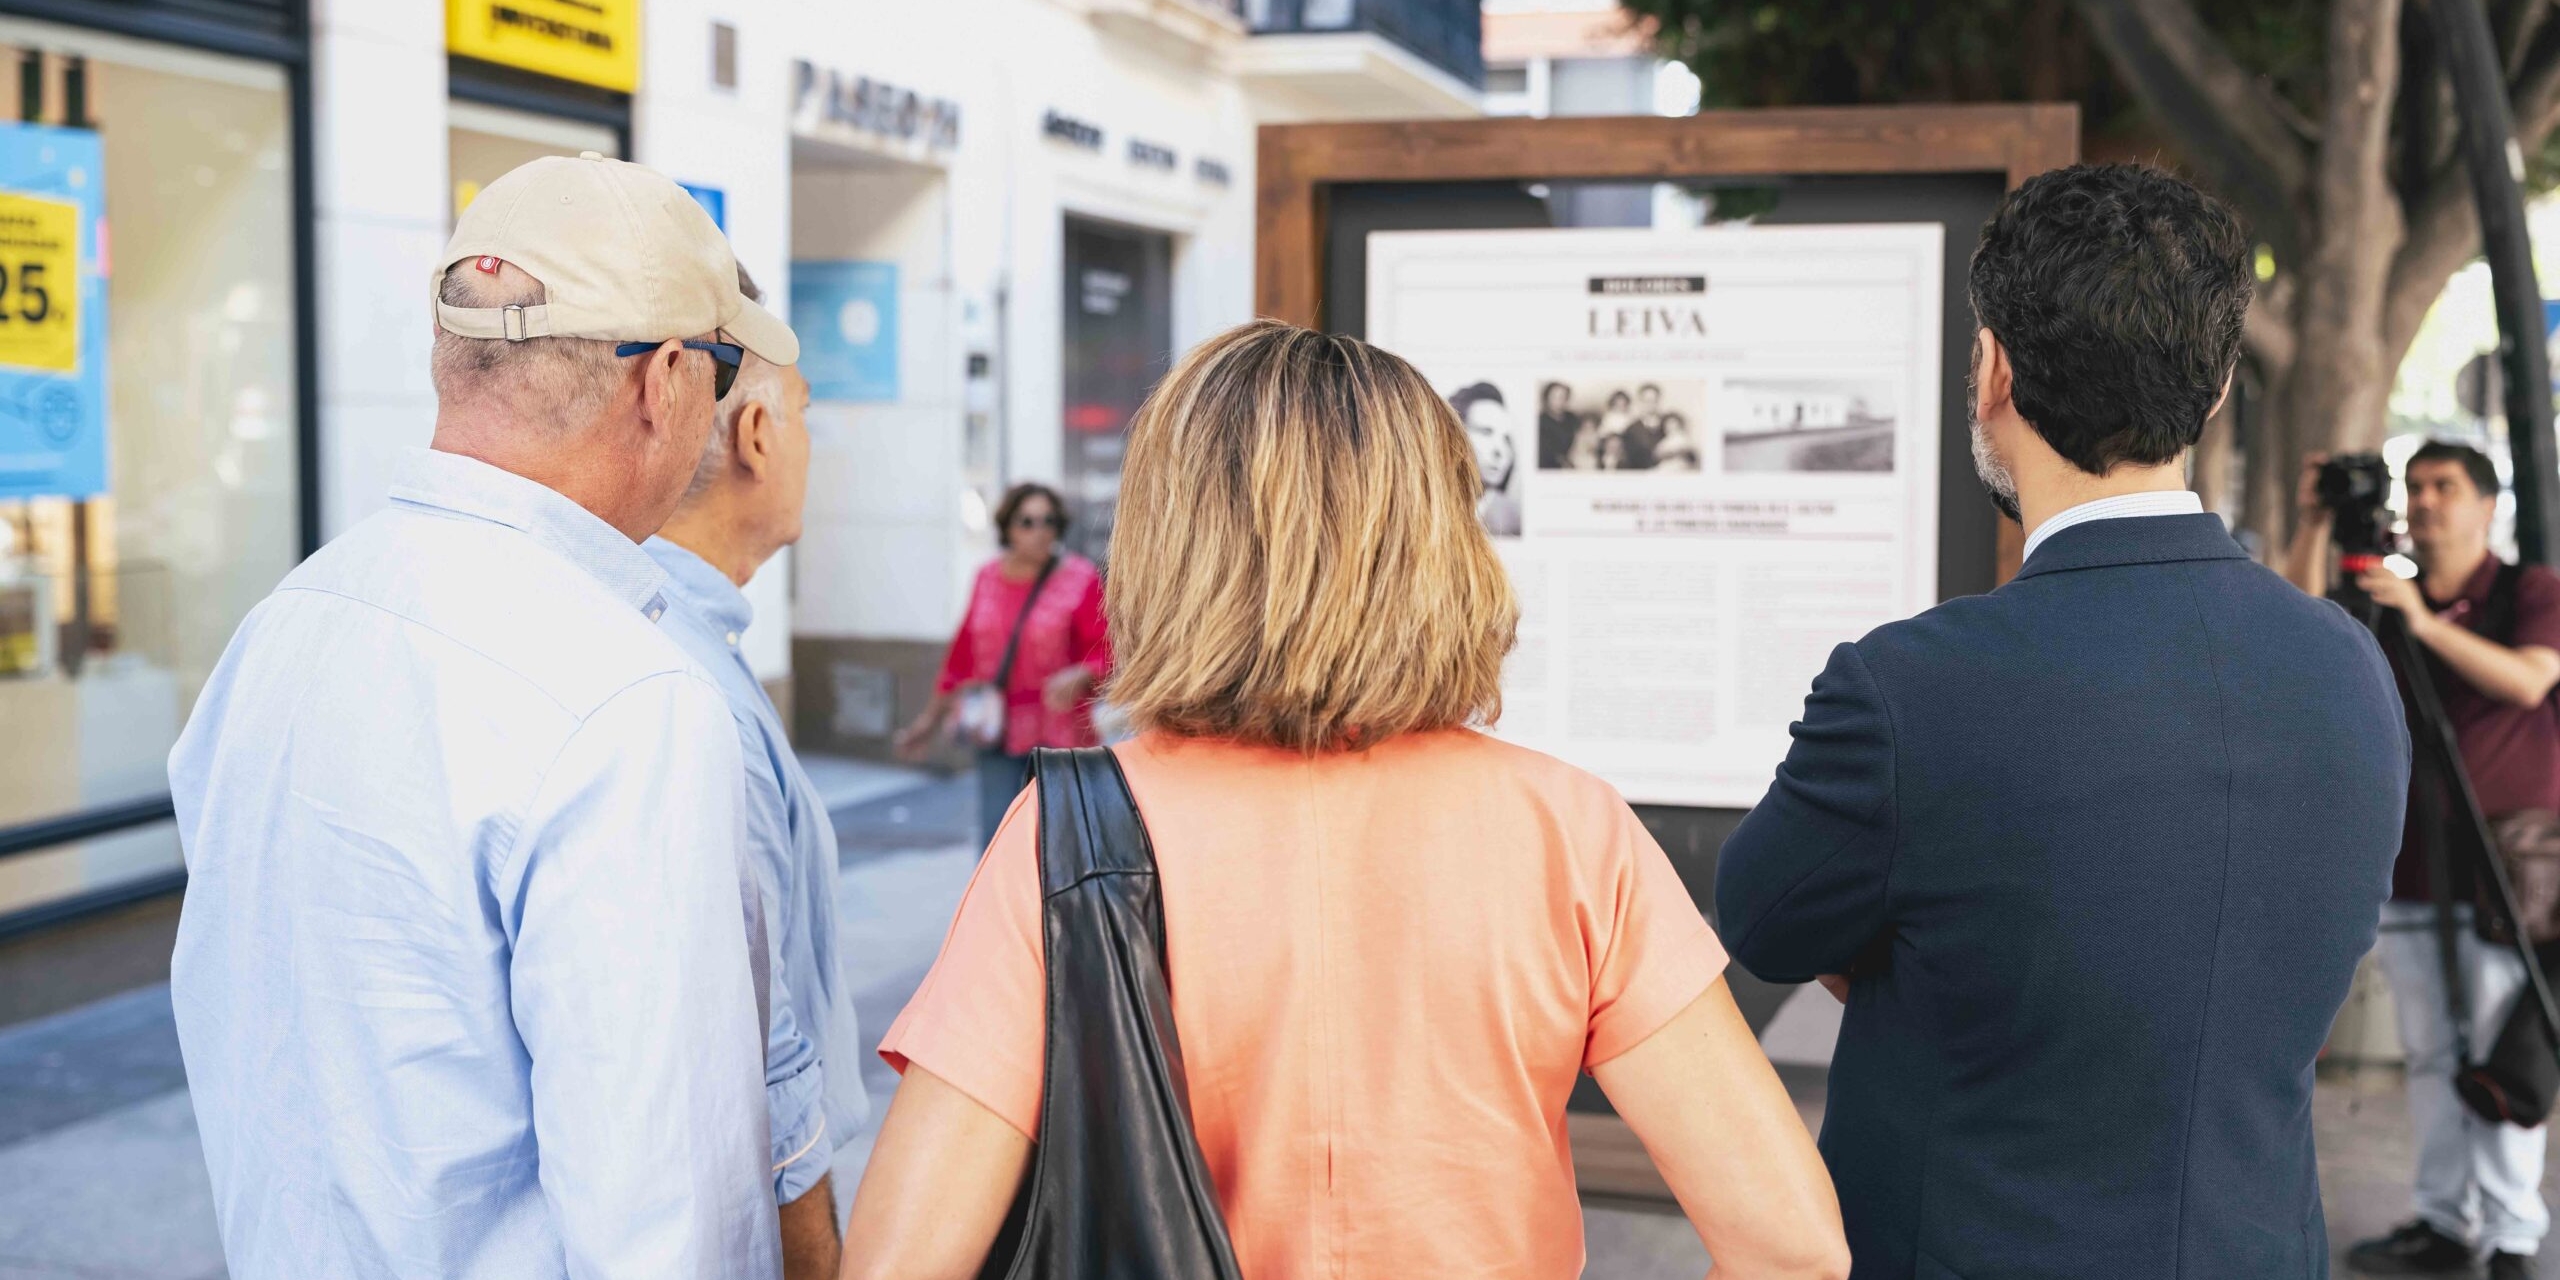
top-left (305, 0), bottom-right (1482, 756)
top-left (0, 0), bottom-right (1482, 925)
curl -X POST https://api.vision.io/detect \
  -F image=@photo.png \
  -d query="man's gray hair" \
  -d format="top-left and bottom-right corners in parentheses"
top-left (685, 263), bottom-right (776, 499)
top-left (429, 264), bottom-right (625, 425)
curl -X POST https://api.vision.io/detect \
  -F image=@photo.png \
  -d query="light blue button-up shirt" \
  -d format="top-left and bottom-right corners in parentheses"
top-left (644, 536), bottom-right (868, 1204)
top-left (167, 448), bottom-right (780, 1280)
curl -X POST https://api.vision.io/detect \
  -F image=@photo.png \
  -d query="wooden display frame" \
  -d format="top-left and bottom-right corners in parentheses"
top-left (1254, 105), bottom-right (2078, 1201)
top-left (1254, 104), bottom-right (2080, 579)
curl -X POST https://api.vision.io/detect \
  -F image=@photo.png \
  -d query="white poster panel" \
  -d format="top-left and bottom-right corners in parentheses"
top-left (1367, 224), bottom-right (1944, 808)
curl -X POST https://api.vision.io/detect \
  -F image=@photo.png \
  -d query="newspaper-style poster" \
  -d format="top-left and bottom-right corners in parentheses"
top-left (1368, 224), bottom-right (1944, 808)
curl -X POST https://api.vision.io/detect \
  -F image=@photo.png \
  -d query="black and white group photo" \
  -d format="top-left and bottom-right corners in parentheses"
top-left (1531, 378), bottom-right (1709, 473)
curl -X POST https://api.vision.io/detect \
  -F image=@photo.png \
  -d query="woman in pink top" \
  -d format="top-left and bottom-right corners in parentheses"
top-left (894, 482), bottom-right (1111, 841)
top-left (843, 322), bottom-right (1846, 1280)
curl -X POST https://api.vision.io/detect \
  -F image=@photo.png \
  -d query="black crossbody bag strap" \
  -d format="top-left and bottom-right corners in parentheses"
top-left (989, 555), bottom-right (1060, 696)
top-left (976, 747), bottom-right (1243, 1280)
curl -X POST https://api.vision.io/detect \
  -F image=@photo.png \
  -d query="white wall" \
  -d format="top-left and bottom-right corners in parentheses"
top-left (634, 0), bottom-right (797, 677)
top-left (755, 0), bottom-right (1258, 648)
top-left (306, 0), bottom-right (1261, 678)
top-left (993, 1), bottom-right (1258, 496)
top-left (790, 163), bottom-right (962, 641)
top-left (307, 0), bottom-right (444, 542)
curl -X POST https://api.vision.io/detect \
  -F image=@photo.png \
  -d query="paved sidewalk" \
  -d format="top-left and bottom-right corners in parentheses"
top-left (1, 761), bottom-right (2553, 1279)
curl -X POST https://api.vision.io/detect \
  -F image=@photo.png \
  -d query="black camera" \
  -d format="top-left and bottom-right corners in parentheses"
top-left (2319, 452), bottom-right (2397, 560)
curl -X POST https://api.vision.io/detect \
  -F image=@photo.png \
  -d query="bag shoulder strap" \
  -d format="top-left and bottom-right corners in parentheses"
top-left (2484, 559), bottom-right (2527, 647)
top-left (1028, 746), bottom-right (1152, 894)
top-left (989, 556), bottom-right (1060, 691)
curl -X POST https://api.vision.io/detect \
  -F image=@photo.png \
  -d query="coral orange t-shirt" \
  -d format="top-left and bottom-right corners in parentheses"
top-left (880, 729), bottom-right (1728, 1279)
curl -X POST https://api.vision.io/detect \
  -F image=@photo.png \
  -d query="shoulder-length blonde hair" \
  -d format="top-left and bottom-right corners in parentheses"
top-left (1105, 320), bottom-right (1517, 752)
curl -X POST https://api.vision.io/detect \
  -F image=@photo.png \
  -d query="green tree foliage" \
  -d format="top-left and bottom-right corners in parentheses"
top-left (1620, 0), bottom-right (2560, 541)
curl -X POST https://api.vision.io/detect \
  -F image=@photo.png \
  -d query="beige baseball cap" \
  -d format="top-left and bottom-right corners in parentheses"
top-left (432, 151), bottom-right (798, 365)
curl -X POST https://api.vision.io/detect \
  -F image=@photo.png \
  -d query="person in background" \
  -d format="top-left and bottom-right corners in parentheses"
top-left (1654, 410), bottom-right (1702, 471)
top-left (167, 154), bottom-right (793, 1279)
top-left (1596, 431), bottom-right (1629, 471)
top-left (645, 265), bottom-right (864, 1280)
top-left (894, 482), bottom-right (1109, 842)
top-left (1449, 381), bottom-right (1523, 536)
top-left (1620, 383), bottom-right (1668, 471)
top-left (1536, 380), bottom-right (1578, 470)
top-left (1717, 162), bottom-right (2407, 1278)
top-left (841, 320), bottom-right (1848, 1280)
top-left (1566, 410), bottom-right (1604, 471)
top-left (2290, 442), bottom-right (2560, 1280)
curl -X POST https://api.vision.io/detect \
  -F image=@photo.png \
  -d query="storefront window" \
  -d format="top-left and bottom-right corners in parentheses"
top-left (0, 24), bottom-right (299, 916)
top-left (449, 100), bottom-right (619, 222)
top-left (1060, 217), bottom-right (1171, 565)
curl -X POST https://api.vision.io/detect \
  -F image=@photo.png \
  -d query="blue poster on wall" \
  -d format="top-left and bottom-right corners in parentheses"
top-left (0, 123), bottom-right (106, 500)
top-left (679, 182), bottom-right (726, 231)
top-left (791, 260), bottom-right (899, 403)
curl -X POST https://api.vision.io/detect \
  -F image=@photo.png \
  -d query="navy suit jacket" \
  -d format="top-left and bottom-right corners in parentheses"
top-left (1717, 513), bottom-right (2409, 1279)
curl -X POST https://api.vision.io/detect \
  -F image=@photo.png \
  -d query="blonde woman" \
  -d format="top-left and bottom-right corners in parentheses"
top-left (841, 322), bottom-right (1846, 1280)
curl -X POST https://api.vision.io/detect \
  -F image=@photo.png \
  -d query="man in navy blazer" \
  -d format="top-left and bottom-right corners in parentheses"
top-left (1717, 164), bottom-right (2411, 1278)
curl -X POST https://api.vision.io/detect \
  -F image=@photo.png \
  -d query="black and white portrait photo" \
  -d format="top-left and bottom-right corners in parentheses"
top-left (1719, 376), bottom-right (1898, 474)
top-left (1447, 381), bottom-right (1523, 536)
top-left (1532, 379), bottom-right (1709, 474)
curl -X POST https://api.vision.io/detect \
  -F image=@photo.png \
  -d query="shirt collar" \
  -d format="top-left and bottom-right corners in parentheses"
top-left (2427, 553), bottom-right (2506, 611)
top-left (642, 535), bottom-right (755, 637)
top-left (385, 447), bottom-right (670, 620)
top-left (2020, 490), bottom-right (2206, 566)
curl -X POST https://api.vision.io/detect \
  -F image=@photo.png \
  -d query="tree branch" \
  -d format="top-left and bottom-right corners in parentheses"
top-left (2384, 163), bottom-right (2475, 374)
top-left (2245, 281), bottom-right (2300, 376)
top-left (2075, 0), bottom-right (2317, 261)
top-left (2384, 2), bottom-right (2560, 398)
top-left (2514, 9), bottom-right (2560, 143)
top-left (2500, 0), bottom-right (2547, 82)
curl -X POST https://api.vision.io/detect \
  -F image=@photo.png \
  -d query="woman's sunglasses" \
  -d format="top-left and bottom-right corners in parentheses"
top-left (1011, 514), bottom-right (1063, 531)
top-left (616, 340), bottom-right (745, 400)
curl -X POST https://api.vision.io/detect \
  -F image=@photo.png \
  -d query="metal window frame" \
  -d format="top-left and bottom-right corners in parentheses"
top-left (0, 0), bottom-right (315, 919)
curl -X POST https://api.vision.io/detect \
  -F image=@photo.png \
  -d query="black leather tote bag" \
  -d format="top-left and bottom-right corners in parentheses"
top-left (976, 747), bottom-right (1244, 1280)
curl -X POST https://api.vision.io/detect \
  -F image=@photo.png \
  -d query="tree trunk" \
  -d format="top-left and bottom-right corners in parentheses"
top-left (2261, 0), bottom-right (2408, 552)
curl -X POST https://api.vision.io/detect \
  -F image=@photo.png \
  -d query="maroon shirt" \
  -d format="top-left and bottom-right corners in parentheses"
top-left (2391, 557), bottom-right (2560, 900)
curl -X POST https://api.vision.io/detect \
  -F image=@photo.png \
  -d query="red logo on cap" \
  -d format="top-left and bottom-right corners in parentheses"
top-left (475, 256), bottom-right (501, 275)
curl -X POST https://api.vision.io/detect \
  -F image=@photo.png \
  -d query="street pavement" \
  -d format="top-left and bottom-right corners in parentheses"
top-left (0, 757), bottom-right (2547, 1278)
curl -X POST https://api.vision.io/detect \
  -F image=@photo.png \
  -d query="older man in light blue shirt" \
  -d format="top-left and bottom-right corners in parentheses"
top-left (644, 266), bottom-right (864, 1279)
top-left (167, 155), bottom-right (801, 1280)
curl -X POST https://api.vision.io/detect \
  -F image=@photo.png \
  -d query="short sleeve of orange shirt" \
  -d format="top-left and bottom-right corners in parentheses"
top-left (1580, 786), bottom-right (1733, 1069)
top-left (870, 737), bottom-right (1730, 1146)
top-left (878, 786), bottom-right (1048, 1135)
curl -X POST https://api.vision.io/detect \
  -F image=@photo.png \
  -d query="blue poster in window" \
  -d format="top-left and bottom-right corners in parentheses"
top-left (679, 182), bottom-right (726, 231)
top-left (0, 124), bottom-right (105, 500)
top-left (791, 260), bottom-right (898, 403)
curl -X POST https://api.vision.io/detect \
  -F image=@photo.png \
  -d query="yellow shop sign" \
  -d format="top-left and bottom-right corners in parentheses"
top-left (448, 0), bottom-right (639, 93)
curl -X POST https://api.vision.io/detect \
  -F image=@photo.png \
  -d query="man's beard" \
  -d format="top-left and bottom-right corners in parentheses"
top-left (1965, 343), bottom-right (2022, 523)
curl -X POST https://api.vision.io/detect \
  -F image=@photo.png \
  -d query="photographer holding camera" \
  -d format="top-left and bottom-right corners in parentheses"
top-left (2290, 441), bottom-right (2560, 1278)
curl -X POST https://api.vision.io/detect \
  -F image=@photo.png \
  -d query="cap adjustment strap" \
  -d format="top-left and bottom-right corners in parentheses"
top-left (434, 300), bottom-right (557, 342)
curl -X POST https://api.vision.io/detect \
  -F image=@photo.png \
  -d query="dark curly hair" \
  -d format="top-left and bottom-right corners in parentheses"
top-left (994, 481), bottom-right (1068, 550)
top-left (1968, 163), bottom-right (2252, 476)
